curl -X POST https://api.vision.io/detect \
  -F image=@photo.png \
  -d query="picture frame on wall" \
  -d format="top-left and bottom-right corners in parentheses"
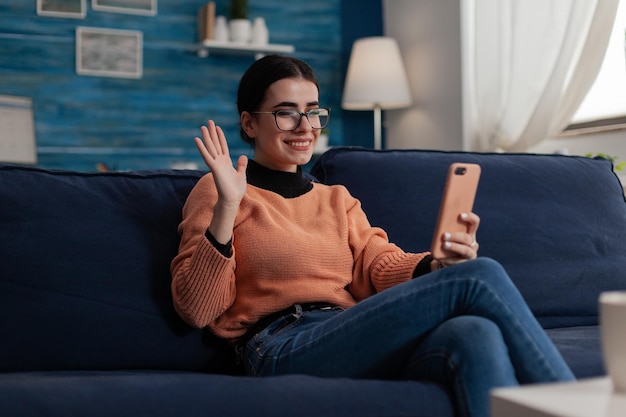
top-left (37, 0), bottom-right (86, 18)
top-left (76, 27), bottom-right (143, 79)
top-left (92, 0), bottom-right (157, 16)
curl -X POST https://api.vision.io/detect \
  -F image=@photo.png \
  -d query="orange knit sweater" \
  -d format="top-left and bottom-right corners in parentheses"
top-left (171, 168), bottom-right (428, 343)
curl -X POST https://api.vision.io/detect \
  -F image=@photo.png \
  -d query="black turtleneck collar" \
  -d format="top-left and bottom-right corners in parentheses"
top-left (246, 160), bottom-right (314, 198)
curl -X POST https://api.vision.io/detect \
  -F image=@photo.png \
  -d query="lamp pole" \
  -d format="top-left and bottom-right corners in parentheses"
top-left (373, 104), bottom-right (382, 150)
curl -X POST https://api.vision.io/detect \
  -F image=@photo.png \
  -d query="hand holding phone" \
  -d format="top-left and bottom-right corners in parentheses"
top-left (430, 163), bottom-right (481, 259)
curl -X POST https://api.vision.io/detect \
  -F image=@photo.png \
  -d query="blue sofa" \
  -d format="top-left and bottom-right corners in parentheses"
top-left (2, 147), bottom-right (625, 416)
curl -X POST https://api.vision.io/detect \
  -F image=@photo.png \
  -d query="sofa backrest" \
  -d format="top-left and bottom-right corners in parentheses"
top-left (0, 165), bottom-right (236, 373)
top-left (311, 147), bottom-right (626, 328)
top-left (4, 148), bottom-right (625, 372)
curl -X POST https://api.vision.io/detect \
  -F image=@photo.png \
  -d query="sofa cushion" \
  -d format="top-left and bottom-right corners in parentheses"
top-left (0, 371), bottom-right (454, 417)
top-left (0, 165), bottom-right (236, 373)
top-left (545, 326), bottom-right (603, 378)
top-left (311, 148), bottom-right (626, 327)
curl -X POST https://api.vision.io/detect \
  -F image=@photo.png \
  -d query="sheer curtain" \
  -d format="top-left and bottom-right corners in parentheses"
top-left (462, 0), bottom-right (619, 152)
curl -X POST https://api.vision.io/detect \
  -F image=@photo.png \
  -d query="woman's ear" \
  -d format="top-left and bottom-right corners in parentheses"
top-left (241, 111), bottom-right (256, 139)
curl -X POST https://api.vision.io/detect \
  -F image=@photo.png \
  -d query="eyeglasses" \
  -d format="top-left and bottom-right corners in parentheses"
top-left (251, 108), bottom-right (330, 131)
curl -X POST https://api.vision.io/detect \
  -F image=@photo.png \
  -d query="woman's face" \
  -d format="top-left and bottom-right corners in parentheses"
top-left (242, 77), bottom-right (320, 172)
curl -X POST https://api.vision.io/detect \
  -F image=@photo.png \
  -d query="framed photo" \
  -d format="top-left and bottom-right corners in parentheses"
top-left (37, 0), bottom-right (86, 18)
top-left (92, 0), bottom-right (157, 16)
top-left (76, 27), bottom-right (143, 79)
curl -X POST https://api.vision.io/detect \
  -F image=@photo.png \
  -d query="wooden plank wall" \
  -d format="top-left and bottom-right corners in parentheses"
top-left (0, 0), bottom-right (344, 171)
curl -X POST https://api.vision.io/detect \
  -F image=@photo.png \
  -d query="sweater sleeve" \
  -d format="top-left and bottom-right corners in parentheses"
top-left (170, 174), bottom-right (237, 329)
top-left (343, 192), bottom-right (429, 299)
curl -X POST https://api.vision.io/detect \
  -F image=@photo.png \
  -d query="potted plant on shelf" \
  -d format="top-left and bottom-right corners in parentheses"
top-left (229, 0), bottom-right (250, 44)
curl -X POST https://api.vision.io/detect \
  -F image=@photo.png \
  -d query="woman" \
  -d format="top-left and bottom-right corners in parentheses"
top-left (170, 55), bottom-right (574, 417)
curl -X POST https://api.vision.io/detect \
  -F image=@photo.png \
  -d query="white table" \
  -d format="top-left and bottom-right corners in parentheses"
top-left (491, 377), bottom-right (626, 417)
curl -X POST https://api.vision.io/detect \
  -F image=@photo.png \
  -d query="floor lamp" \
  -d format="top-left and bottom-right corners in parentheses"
top-left (341, 37), bottom-right (412, 150)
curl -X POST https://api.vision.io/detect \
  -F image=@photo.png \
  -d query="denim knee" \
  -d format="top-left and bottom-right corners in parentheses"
top-left (427, 316), bottom-right (506, 360)
top-left (441, 257), bottom-right (515, 293)
top-left (405, 315), bottom-right (517, 381)
top-left (435, 315), bottom-right (508, 357)
top-left (452, 257), bottom-right (507, 280)
top-left (403, 316), bottom-right (518, 417)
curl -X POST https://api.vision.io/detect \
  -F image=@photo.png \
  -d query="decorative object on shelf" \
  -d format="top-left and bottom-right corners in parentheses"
top-left (92, 0), bottom-right (157, 16)
top-left (229, 0), bottom-right (250, 44)
top-left (251, 17), bottom-right (269, 45)
top-left (197, 1), bottom-right (216, 42)
top-left (76, 27), bottom-right (143, 79)
top-left (229, 19), bottom-right (250, 44)
top-left (37, 0), bottom-right (86, 19)
top-left (230, 0), bottom-right (247, 20)
top-left (213, 16), bottom-right (229, 42)
top-left (342, 37), bottom-right (412, 150)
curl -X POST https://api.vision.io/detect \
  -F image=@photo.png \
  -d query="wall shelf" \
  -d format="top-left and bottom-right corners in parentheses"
top-left (197, 40), bottom-right (295, 60)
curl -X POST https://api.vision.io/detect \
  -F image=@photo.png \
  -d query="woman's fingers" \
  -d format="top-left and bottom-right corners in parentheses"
top-left (461, 212), bottom-right (480, 235)
top-left (215, 124), bottom-right (230, 157)
top-left (203, 122), bottom-right (221, 156)
top-left (194, 136), bottom-right (214, 168)
top-left (442, 234), bottom-right (478, 260)
top-left (436, 212), bottom-right (481, 267)
top-left (195, 120), bottom-right (230, 169)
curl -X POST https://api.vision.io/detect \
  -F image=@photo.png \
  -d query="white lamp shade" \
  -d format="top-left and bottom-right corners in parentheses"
top-left (342, 37), bottom-right (412, 110)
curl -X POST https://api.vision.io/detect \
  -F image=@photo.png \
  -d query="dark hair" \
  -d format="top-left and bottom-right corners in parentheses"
top-left (237, 55), bottom-right (319, 145)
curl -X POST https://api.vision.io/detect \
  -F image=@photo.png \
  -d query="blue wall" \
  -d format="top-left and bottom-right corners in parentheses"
top-left (341, 0), bottom-right (382, 149)
top-left (0, 0), bottom-right (381, 171)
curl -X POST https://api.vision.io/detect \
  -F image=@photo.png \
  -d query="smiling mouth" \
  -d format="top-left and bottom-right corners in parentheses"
top-left (285, 140), bottom-right (312, 148)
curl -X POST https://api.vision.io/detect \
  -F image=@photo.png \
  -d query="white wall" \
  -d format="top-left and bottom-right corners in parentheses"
top-left (383, 0), bottom-right (464, 150)
top-left (530, 130), bottom-right (626, 186)
top-left (529, 130), bottom-right (626, 158)
top-left (384, 0), bottom-right (626, 160)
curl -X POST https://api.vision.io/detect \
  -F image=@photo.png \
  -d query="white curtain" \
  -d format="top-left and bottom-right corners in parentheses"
top-left (462, 0), bottom-right (620, 152)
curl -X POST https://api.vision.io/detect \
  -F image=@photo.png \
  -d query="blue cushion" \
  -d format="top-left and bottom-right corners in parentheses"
top-left (0, 165), bottom-right (236, 373)
top-left (545, 326), bottom-right (604, 378)
top-left (311, 148), bottom-right (626, 327)
top-left (0, 371), bottom-right (454, 417)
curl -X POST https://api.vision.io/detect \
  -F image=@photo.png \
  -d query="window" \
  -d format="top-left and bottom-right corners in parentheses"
top-left (567, 0), bottom-right (626, 132)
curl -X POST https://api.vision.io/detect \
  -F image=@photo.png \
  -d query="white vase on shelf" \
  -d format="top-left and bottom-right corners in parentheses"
top-left (251, 17), bottom-right (269, 45)
top-left (229, 18), bottom-right (251, 44)
top-left (213, 16), bottom-right (229, 42)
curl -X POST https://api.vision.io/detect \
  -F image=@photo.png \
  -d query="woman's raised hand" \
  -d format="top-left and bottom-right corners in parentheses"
top-left (195, 120), bottom-right (248, 206)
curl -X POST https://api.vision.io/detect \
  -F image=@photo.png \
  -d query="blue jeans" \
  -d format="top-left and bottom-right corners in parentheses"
top-left (242, 258), bottom-right (575, 417)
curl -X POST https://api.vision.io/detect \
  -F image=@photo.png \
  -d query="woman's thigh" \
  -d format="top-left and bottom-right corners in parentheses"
top-left (244, 257), bottom-right (572, 383)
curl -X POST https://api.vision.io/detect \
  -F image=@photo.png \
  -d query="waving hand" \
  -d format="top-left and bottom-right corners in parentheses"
top-left (195, 120), bottom-right (248, 244)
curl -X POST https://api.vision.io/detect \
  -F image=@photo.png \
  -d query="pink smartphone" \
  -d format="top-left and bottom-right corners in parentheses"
top-left (430, 163), bottom-right (481, 259)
